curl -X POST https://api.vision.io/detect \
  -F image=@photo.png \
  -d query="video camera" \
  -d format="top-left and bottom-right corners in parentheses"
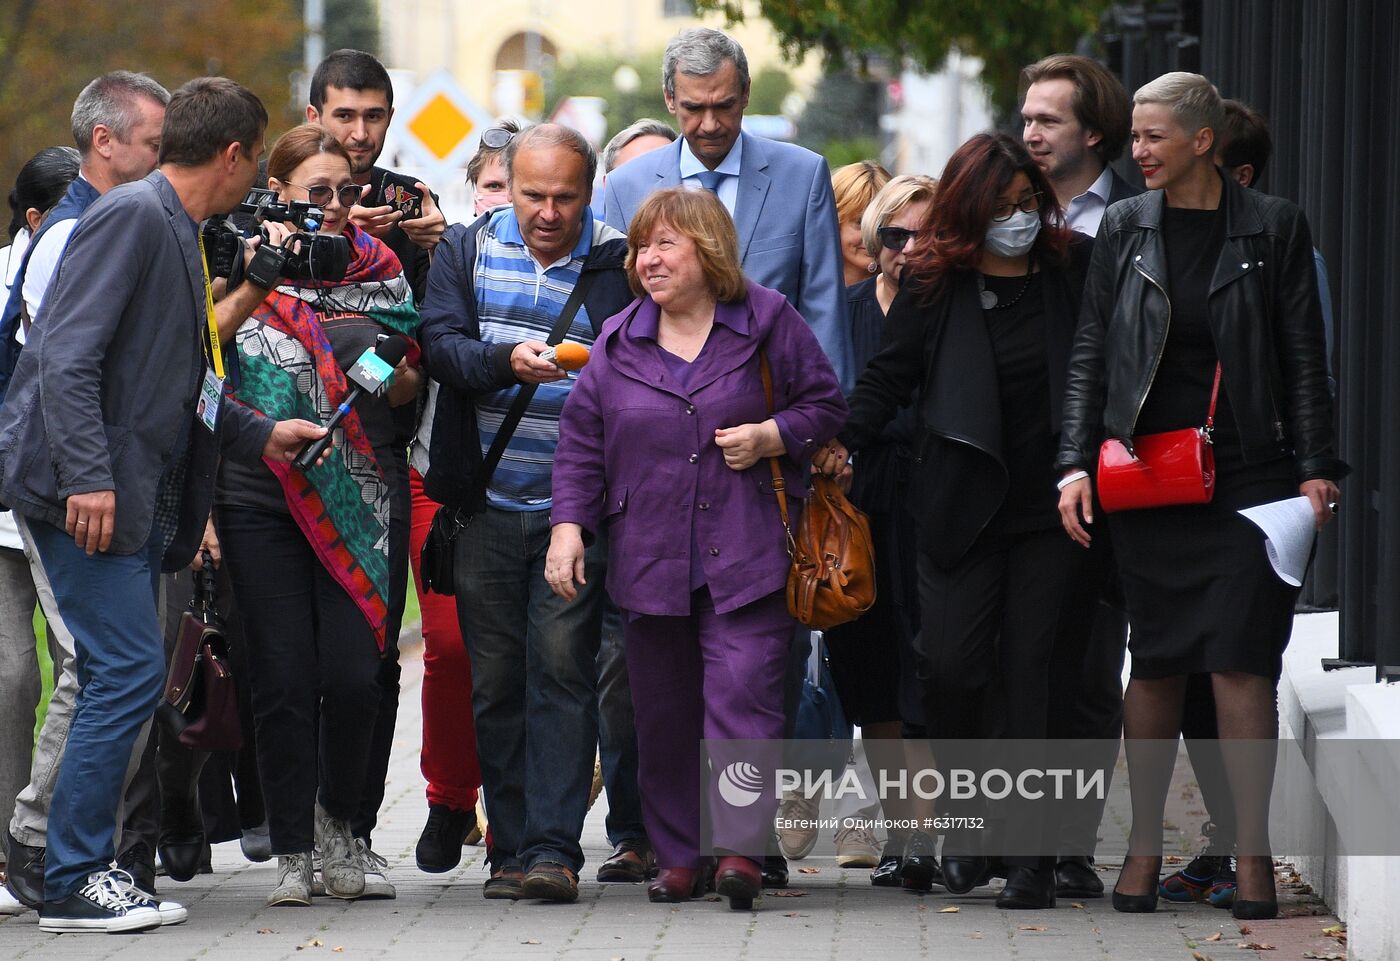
top-left (201, 188), bottom-right (352, 287)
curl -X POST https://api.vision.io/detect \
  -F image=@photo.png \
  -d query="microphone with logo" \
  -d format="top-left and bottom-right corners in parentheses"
top-left (292, 334), bottom-right (410, 472)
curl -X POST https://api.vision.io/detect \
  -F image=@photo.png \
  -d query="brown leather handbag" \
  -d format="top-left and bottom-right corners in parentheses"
top-left (760, 352), bottom-right (876, 629)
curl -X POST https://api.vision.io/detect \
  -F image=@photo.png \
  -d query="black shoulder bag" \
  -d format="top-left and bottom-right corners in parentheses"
top-left (420, 268), bottom-right (599, 596)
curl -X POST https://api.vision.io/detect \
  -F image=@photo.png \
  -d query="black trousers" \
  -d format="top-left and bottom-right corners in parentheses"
top-left (918, 527), bottom-right (1087, 864)
top-left (219, 506), bottom-right (383, 855)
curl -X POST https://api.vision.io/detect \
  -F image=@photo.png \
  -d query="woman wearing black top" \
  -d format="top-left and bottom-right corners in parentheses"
top-left (817, 134), bottom-right (1094, 909)
top-left (1056, 73), bottom-right (1344, 920)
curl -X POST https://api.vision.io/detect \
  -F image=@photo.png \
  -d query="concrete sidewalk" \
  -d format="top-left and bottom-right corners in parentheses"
top-left (2, 645), bottom-right (1346, 961)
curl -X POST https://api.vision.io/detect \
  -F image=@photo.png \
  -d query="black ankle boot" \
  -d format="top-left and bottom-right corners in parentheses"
top-left (996, 864), bottom-right (1056, 909)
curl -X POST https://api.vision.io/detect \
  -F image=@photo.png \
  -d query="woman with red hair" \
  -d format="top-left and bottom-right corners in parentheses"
top-left (817, 132), bottom-right (1095, 909)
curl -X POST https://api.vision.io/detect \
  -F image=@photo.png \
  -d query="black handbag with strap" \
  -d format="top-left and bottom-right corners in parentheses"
top-left (156, 554), bottom-right (242, 752)
top-left (420, 269), bottom-right (599, 596)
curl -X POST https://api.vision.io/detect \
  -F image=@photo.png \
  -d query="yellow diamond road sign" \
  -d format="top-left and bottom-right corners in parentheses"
top-left (409, 93), bottom-right (475, 161)
top-left (393, 71), bottom-right (494, 177)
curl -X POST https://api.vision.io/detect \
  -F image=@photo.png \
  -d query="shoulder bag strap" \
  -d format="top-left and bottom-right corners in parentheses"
top-left (1204, 361), bottom-right (1223, 431)
top-left (759, 350), bottom-right (795, 555)
top-left (473, 266), bottom-right (600, 502)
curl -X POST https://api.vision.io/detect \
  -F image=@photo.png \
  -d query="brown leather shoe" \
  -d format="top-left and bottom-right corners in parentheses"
top-left (483, 864), bottom-right (524, 900)
top-left (521, 861), bottom-right (579, 902)
top-left (597, 841), bottom-right (655, 883)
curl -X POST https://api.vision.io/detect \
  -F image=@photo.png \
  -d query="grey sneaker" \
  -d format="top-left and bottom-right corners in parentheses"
top-left (313, 804), bottom-right (365, 899)
top-left (268, 853), bottom-right (314, 907)
top-left (353, 839), bottom-right (397, 900)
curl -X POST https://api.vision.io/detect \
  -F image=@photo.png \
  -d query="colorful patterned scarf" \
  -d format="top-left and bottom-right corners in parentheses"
top-left (231, 224), bottom-right (419, 646)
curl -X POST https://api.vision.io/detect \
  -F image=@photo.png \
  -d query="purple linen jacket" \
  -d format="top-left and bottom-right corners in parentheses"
top-left (551, 281), bottom-right (847, 616)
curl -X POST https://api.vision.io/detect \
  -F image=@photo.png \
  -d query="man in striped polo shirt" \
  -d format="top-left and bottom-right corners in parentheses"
top-left (419, 124), bottom-right (634, 903)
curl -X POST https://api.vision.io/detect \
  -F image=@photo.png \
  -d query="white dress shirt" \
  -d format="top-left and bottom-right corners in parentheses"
top-left (1064, 165), bottom-right (1115, 238)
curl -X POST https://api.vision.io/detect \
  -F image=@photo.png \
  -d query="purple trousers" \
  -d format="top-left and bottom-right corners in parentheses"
top-left (624, 587), bottom-right (792, 869)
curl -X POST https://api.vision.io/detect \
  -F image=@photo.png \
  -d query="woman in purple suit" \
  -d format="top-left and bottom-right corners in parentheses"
top-left (547, 187), bottom-right (847, 910)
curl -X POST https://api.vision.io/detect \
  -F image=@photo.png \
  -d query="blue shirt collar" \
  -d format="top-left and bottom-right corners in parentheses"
top-left (678, 134), bottom-right (743, 181)
top-left (492, 207), bottom-right (596, 265)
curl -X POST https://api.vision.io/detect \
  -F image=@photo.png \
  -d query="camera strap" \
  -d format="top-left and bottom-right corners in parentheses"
top-left (472, 267), bottom-right (598, 508)
top-left (196, 232), bottom-right (226, 380)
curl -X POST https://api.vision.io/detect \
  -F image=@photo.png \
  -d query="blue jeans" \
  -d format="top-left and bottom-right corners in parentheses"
top-left (28, 518), bottom-right (165, 901)
top-left (453, 505), bottom-right (604, 874)
top-left (596, 599), bottom-right (647, 848)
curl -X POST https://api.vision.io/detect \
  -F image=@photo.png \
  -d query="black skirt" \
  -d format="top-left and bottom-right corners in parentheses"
top-left (1107, 459), bottom-right (1301, 680)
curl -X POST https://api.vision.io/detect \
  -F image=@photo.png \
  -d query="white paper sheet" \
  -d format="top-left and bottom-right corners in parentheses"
top-left (1238, 496), bottom-right (1318, 587)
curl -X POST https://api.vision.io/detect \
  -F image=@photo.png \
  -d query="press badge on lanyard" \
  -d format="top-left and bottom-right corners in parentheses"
top-left (199, 367), bottom-right (223, 433)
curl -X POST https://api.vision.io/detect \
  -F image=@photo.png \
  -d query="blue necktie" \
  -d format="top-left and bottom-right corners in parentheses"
top-left (695, 170), bottom-right (726, 194)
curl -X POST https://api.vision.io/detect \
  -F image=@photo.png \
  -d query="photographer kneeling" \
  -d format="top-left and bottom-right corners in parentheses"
top-left (211, 123), bottom-right (421, 906)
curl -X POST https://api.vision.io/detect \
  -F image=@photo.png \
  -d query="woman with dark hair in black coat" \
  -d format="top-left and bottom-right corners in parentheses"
top-left (818, 132), bottom-right (1098, 909)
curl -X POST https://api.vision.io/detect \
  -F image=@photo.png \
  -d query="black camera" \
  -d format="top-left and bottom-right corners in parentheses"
top-left (201, 188), bottom-right (352, 288)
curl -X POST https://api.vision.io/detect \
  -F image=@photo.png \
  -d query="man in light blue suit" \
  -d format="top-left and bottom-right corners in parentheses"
top-left (604, 27), bottom-right (853, 391)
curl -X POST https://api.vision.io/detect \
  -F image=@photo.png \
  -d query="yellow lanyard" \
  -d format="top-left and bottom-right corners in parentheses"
top-left (196, 232), bottom-right (226, 380)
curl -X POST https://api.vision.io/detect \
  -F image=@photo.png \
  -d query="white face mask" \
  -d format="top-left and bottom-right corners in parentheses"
top-left (984, 208), bottom-right (1042, 257)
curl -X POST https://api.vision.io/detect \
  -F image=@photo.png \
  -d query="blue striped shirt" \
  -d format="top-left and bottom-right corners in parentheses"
top-left (474, 209), bottom-right (615, 510)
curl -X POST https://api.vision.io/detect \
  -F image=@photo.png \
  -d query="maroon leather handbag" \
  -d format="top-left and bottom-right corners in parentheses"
top-left (1097, 364), bottom-right (1222, 513)
top-left (157, 557), bottom-right (243, 752)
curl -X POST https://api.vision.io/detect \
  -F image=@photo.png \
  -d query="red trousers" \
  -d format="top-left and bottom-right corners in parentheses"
top-left (409, 469), bottom-right (480, 811)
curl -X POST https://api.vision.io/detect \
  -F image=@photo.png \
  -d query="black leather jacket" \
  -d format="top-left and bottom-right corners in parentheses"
top-left (1057, 176), bottom-right (1346, 482)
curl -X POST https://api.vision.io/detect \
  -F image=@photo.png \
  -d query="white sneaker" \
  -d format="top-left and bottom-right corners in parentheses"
top-left (777, 791), bottom-right (821, 860)
top-left (37, 870), bottom-right (163, 933)
top-left (1, 883), bottom-right (28, 915)
top-left (110, 868), bottom-right (188, 925)
top-left (313, 804), bottom-right (364, 900)
top-left (353, 839), bottom-right (396, 900)
top-left (834, 824), bottom-right (882, 868)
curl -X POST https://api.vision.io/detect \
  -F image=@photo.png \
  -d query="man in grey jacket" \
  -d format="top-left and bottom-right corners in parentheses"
top-left (0, 77), bottom-right (326, 934)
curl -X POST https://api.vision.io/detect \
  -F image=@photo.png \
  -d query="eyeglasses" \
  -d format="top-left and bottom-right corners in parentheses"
top-left (285, 182), bottom-right (362, 209)
top-left (480, 126), bottom-right (516, 149)
top-left (991, 192), bottom-right (1044, 222)
top-left (877, 226), bottom-right (917, 252)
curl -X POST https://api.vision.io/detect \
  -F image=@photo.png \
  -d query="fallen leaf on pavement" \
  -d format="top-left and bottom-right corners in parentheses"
top-left (1301, 953), bottom-right (1344, 960)
top-left (1019, 925), bottom-right (1047, 931)
top-left (770, 889), bottom-right (806, 897)
top-left (1166, 855), bottom-right (1185, 864)
top-left (1071, 902), bottom-right (1085, 909)
top-left (1238, 925), bottom-right (1252, 935)
top-left (1237, 943), bottom-right (1275, 950)
top-left (521, 939), bottom-right (542, 945)
top-left (798, 867), bottom-right (821, 874)
top-left (1206, 933), bottom-right (1223, 942)
top-left (939, 906), bottom-right (960, 913)
top-left (970, 932), bottom-right (984, 940)
top-left (257, 929), bottom-right (275, 935)
top-left (332, 949), bottom-right (344, 954)
top-left (1192, 952), bottom-right (1213, 961)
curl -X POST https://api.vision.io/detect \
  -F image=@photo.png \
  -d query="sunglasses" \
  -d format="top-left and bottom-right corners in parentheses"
top-left (877, 226), bottom-right (917, 252)
top-left (480, 126), bottom-right (516, 149)
top-left (285, 182), bottom-right (362, 209)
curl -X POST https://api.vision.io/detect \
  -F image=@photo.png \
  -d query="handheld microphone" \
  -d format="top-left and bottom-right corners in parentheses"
top-left (538, 342), bottom-right (590, 371)
top-left (292, 334), bottom-right (410, 471)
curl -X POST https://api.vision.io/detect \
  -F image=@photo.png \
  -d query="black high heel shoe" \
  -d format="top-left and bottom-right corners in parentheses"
top-left (1111, 857), bottom-right (1163, 913)
top-left (1230, 857), bottom-right (1278, 920)
top-left (899, 832), bottom-right (939, 892)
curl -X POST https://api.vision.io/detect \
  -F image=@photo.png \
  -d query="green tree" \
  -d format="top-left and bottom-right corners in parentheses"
top-left (748, 65), bottom-right (793, 115)
top-left (694, 0), bottom-right (1111, 117)
top-left (0, 0), bottom-right (302, 198)
top-left (322, 0), bottom-right (380, 56)
top-left (546, 51), bottom-right (674, 144)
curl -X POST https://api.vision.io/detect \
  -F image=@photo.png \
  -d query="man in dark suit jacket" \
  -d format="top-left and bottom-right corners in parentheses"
top-left (604, 28), bottom-right (854, 392)
top-left (1021, 54), bottom-right (1142, 237)
top-left (0, 78), bottom-right (324, 934)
